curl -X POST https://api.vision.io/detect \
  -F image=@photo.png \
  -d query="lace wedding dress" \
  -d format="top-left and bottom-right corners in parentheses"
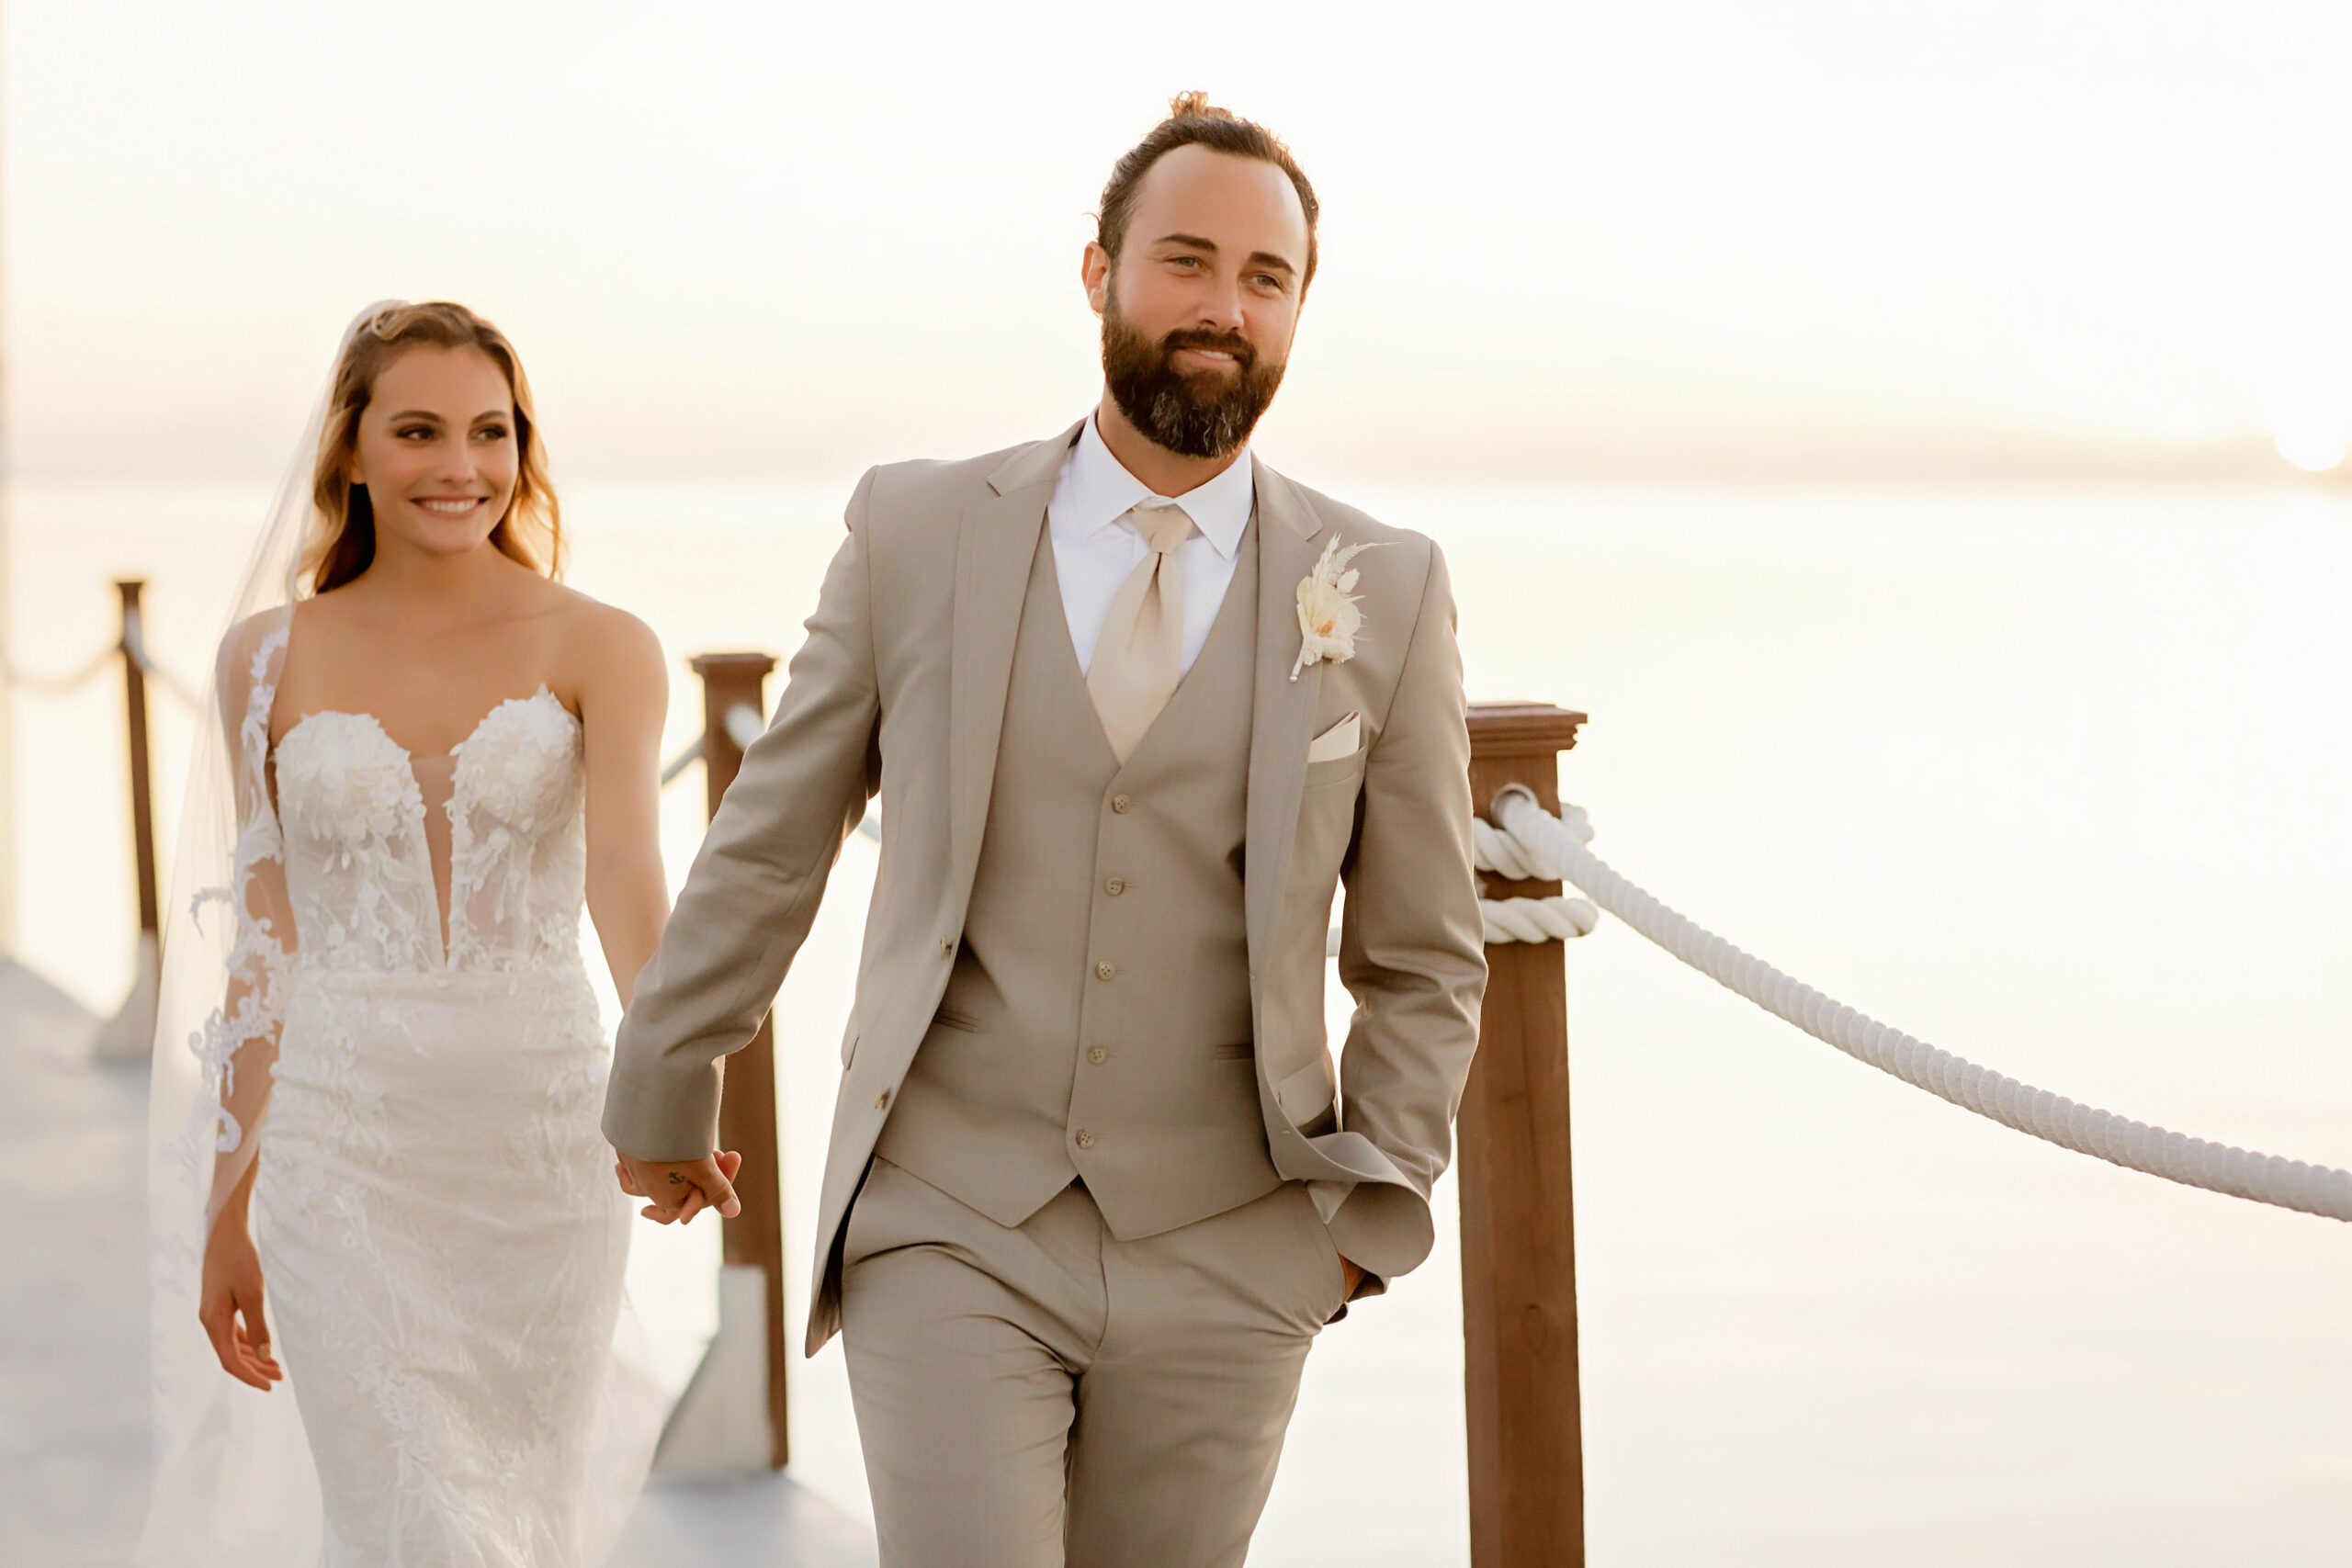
top-left (259, 652), bottom-right (638, 1565)
top-left (141, 615), bottom-right (660, 1568)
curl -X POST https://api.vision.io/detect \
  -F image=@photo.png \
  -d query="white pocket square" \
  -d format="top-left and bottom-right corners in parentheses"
top-left (1306, 712), bottom-right (1360, 764)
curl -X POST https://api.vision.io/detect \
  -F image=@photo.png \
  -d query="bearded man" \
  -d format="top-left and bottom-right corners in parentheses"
top-left (604, 93), bottom-right (1487, 1568)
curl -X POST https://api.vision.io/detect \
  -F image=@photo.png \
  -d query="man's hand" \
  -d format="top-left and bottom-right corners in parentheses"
top-left (615, 1148), bottom-right (744, 1224)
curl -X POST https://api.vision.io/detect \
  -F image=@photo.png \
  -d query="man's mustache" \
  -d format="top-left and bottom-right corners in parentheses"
top-left (1159, 330), bottom-right (1255, 369)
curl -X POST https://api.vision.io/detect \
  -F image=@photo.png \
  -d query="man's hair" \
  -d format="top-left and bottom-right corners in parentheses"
top-left (1096, 92), bottom-right (1320, 289)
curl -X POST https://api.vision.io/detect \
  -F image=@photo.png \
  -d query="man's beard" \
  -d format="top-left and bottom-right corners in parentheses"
top-left (1101, 299), bottom-right (1286, 460)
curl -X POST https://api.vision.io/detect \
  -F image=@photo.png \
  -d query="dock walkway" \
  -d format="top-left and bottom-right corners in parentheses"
top-left (0, 959), bottom-right (876, 1567)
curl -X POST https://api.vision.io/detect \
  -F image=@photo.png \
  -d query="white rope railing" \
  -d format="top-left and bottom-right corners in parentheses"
top-left (3, 621), bottom-right (202, 710)
top-left (1475, 804), bottom-right (1600, 942)
top-left (1, 642), bottom-right (119, 696)
top-left (660, 702), bottom-right (767, 788)
top-left (1476, 784), bottom-right (2352, 1224)
top-left (121, 608), bottom-right (203, 711)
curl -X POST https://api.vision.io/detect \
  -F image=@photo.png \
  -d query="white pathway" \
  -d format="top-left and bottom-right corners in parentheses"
top-left (0, 958), bottom-right (875, 1568)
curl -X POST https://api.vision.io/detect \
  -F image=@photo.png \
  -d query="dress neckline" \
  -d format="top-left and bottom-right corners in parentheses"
top-left (274, 684), bottom-right (577, 765)
top-left (272, 686), bottom-right (580, 971)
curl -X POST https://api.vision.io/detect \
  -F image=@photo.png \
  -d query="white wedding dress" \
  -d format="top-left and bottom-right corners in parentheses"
top-left (254, 662), bottom-right (633, 1567)
top-left (143, 621), bottom-right (655, 1566)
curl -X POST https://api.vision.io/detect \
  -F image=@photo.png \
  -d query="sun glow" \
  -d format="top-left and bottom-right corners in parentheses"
top-left (2273, 422), bottom-right (2349, 473)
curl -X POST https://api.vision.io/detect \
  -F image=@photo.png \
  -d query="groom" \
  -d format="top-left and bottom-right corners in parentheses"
top-left (605, 93), bottom-right (1486, 1567)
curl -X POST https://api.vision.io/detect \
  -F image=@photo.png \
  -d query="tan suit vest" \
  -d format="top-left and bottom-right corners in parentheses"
top-left (874, 520), bottom-right (1280, 1237)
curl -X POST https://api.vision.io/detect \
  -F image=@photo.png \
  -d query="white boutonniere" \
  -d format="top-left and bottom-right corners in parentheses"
top-left (1291, 536), bottom-right (1380, 681)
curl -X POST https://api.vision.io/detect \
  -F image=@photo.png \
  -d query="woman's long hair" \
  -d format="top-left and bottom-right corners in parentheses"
top-left (301, 301), bottom-right (564, 593)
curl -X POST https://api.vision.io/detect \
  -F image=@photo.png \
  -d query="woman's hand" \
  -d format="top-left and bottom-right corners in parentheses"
top-left (615, 1148), bottom-right (744, 1224)
top-left (199, 1212), bottom-right (283, 1391)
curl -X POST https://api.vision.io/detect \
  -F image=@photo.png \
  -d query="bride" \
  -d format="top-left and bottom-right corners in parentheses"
top-left (141, 301), bottom-right (697, 1566)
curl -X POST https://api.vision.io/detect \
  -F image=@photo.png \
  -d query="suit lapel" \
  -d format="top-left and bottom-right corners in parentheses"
top-left (948, 423), bottom-right (1082, 913)
top-left (1243, 459), bottom-right (1327, 978)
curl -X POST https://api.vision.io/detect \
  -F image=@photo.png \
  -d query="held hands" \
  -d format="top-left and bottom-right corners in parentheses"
top-left (614, 1148), bottom-right (744, 1224)
top-left (199, 1217), bottom-right (284, 1392)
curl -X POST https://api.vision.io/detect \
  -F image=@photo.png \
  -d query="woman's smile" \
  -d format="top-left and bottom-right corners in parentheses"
top-left (413, 495), bottom-right (488, 518)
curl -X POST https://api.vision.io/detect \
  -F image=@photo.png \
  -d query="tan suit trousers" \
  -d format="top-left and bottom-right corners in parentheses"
top-left (840, 1158), bottom-right (1351, 1567)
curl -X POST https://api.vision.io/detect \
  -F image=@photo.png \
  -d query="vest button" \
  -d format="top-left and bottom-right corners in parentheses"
top-left (1110, 794), bottom-right (1132, 814)
top-left (1074, 1129), bottom-right (1098, 1150)
top-left (1103, 877), bottom-right (1125, 896)
top-left (1087, 1044), bottom-right (1109, 1065)
top-left (940, 937), bottom-right (954, 957)
top-left (1094, 961), bottom-right (1116, 980)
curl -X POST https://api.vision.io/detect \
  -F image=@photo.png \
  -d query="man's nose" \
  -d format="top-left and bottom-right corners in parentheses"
top-left (1194, 275), bottom-right (1246, 334)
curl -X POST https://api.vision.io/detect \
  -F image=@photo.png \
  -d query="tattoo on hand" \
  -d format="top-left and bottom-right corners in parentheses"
top-left (666, 1172), bottom-right (687, 1186)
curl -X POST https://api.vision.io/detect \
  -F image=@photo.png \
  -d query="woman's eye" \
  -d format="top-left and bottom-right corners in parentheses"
top-left (396, 426), bottom-right (433, 440)
top-left (476, 425), bottom-right (510, 441)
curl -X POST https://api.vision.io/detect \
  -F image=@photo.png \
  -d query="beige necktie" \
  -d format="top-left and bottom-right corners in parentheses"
top-left (1087, 500), bottom-right (1195, 763)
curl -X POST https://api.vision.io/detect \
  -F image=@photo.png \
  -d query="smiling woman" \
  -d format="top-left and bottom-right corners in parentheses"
top-left (304, 302), bottom-right (563, 592)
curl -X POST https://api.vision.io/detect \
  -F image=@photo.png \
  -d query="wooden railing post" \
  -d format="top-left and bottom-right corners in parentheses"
top-left (690, 651), bottom-right (787, 1469)
top-left (87, 580), bottom-right (165, 1064)
top-left (1461, 701), bottom-right (1589, 1567)
top-left (117, 581), bottom-right (160, 942)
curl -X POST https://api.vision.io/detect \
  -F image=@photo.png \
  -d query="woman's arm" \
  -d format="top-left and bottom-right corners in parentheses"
top-left (574, 603), bottom-right (672, 1010)
top-left (200, 1154), bottom-right (282, 1390)
top-left (575, 604), bottom-right (735, 1223)
top-left (198, 613), bottom-right (295, 1390)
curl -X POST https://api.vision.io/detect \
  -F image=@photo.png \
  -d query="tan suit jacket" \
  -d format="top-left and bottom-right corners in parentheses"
top-left (604, 423), bottom-right (1487, 1352)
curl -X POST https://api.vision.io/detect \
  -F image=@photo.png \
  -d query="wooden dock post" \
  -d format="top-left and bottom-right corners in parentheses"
top-left (1460, 701), bottom-right (1589, 1568)
top-left (691, 651), bottom-right (788, 1469)
top-left (117, 581), bottom-right (161, 944)
top-left (88, 581), bottom-right (164, 1063)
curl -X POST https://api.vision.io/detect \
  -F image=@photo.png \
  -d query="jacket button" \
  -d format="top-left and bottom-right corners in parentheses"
top-left (1074, 1129), bottom-right (1098, 1150)
top-left (1103, 877), bottom-right (1125, 896)
top-left (1110, 794), bottom-right (1132, 814)
top-left (940, 937), bottom-right (955, 957)
top-left (874, 1089), bottom-right (891, 1111)
top-left (1086, 1044), bottom-right (1109, 1065)
top-left (1094, 961), bottom-right (1116, 980)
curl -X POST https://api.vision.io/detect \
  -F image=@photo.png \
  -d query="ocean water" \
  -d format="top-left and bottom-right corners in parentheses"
top-left (10, 477), bottom-right (2352, 1563)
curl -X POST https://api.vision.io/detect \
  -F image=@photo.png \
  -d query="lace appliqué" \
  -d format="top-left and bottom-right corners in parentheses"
top-left (447, 690), bottom-right (587, 974)
top-left (187, 623), bottom-right (294, 1168)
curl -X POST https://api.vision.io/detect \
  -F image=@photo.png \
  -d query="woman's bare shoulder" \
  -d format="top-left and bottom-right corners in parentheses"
top-left (547, 583), bottom-right (660, 652)
top-left (545, 585), bottom-right (665, 695)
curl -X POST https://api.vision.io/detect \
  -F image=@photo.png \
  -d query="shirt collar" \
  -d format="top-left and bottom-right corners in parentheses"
top-left (1047, 413), bottom-right (1254, 559)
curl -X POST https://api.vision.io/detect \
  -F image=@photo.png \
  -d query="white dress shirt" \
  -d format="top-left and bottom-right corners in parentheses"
top-left (1046, 415), bottom-right (1255, 677)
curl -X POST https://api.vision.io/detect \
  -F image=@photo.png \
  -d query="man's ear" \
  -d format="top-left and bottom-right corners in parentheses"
top-left (1081, 242), bottom-right (1111, 316)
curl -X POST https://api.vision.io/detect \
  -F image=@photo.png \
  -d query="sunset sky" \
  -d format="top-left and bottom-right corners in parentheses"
top-left (7, 0), bottom-right (2350, 485)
